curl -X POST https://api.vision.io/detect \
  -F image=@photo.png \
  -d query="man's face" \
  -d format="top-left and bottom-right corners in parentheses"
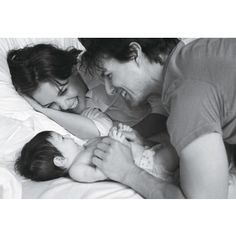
top-left (31, 72), bottom-right (88, 114)
top-left (100, 57), bottom-right (152, 107)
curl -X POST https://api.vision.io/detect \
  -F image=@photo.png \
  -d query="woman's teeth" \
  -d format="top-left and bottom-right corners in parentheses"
top-left (70, 97), bottom-right (79, 109)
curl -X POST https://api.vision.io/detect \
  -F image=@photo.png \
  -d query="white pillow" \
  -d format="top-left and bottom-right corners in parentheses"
top-left (0, 38), bottom-right (86, 165)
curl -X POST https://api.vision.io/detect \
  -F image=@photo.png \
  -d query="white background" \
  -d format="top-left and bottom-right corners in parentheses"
top-left (1, 0), bottom-right (236, 236)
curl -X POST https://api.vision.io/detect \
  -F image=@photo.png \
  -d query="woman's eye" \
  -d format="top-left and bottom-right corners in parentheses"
top-left (45, 102), bottom-right (60, 110)
top-left (58, 87), bottom-right (68, 96)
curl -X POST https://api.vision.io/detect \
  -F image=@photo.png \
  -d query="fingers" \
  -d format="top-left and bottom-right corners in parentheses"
top-left (96, 142), bottom-right (110, 151)
top-left (93, 149), bottom-right (106, 160)
top-left (101, 137), bottom-right (115, 145)
top-left (118, 123), bottom-right (133, 132)
top-left (92, 156), bottom-right (103, 168)
top-left (120, 131), bottom-right (136, 141)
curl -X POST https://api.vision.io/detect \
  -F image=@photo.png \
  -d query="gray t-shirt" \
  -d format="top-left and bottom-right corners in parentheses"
top-left (162, 38), bottom-right (236, 153)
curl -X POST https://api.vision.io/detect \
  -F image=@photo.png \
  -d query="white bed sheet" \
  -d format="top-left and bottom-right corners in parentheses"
top-left (22, 178), bottom-right (142, 199)
top-left (0, 38), bottom-right (142, 199)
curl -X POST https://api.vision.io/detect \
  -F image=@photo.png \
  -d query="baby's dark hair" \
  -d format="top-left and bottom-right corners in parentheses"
top-left (15, 131), bottom-right (68, 181)
top-left (7, 44), bottom-right (81, 96)
top-left (79, 38), bottom-right (180, 74)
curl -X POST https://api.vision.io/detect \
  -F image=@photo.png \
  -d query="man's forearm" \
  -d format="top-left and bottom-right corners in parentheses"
top-left (123, 166), bottom-right (185, 199)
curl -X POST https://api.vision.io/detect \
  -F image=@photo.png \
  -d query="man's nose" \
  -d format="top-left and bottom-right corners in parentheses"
top-left (104, 78), bottom-right (116, 95)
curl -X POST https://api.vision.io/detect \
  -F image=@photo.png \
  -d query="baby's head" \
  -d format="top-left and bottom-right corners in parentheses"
top-left (15, 131), bottom-right (82, 181)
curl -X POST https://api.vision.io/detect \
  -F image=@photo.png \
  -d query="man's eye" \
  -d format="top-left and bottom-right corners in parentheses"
top-left (104, 73), bottom-right (112, 81)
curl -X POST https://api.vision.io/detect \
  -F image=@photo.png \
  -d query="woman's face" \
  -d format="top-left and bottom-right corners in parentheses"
top-left (31, 71), bottom-right (88, 114)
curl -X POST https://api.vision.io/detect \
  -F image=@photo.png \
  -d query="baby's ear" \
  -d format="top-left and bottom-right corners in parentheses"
top-left (53, 156), bottom-right (66, 167)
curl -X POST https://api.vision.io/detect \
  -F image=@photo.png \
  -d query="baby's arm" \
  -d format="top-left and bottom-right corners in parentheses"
top-left (69, 163), bottom-right (107, 183)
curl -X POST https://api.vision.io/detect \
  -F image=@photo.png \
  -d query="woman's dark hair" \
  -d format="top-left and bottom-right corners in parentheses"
top-left (7, 44), bottom-right (81, 95)
top-left (15, 131), bottom-right (68, 181)
top-left (79, 38), bottom-right (180, 74)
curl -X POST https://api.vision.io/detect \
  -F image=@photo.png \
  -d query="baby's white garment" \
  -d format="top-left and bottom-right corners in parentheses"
top-left (132, 143), bottom-right (175, 182)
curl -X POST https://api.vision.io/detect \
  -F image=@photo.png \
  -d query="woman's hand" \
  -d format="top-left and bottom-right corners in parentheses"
top-left (82, 108), bottom-right (102, 119)
top-left (23, 95), bottom-right (45, 113)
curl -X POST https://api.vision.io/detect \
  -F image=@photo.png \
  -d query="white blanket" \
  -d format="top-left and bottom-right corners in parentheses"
top-left (0, 166), bottom-right (22, 199)
top-left (0, 38), bottom-right (143, 199)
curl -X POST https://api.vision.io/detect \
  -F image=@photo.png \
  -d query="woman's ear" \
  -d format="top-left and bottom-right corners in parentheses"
top-left (53, 156), bottom-right (67, 167)
top-left (128, 42), bottom-right (142, 66)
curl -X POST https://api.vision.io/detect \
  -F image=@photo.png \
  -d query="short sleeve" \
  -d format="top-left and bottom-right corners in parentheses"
top-left (81, 108), bottom-right (113, 136)
top-left (147, 94), bottom-right (168, 116)
top-left (167, 80), bottom-right (223, 154)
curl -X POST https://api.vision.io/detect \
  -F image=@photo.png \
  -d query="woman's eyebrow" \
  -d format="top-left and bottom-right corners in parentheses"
top-left (54, 80), bottom-right (69, 87)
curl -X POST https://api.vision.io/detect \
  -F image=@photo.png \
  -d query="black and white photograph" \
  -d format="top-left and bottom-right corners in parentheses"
top-left (2, 37), bottom-right (236, 199)
top-left (1, 1), bottom-right (236, 236)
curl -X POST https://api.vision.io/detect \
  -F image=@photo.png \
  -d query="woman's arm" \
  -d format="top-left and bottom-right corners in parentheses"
top-left (24, 96), bottom-right (100, 139)
top-left (43, 108), bottom-right (100, 139)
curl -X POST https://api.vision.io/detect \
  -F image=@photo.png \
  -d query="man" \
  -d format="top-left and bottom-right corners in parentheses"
top-left (80, 38), bottom-right (233, 198)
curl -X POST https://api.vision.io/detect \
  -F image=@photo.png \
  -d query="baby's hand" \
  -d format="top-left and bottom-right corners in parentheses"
top-left (109, 126), bottom-right (130, 147)
top-left (117, 123), bottom-right (144, 145)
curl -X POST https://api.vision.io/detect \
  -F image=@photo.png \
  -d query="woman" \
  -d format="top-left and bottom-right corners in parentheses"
top-left (7, 43), bottom-right (165, 140)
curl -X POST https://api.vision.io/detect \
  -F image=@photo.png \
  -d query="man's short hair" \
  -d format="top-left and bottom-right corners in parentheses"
top-left (79, 38), bottom-right (179, 74)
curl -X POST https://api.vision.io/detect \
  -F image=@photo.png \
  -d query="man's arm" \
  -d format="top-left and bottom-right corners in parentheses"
top-left (122, 165), bottom-right (185, 199)
top-left (92, 137), bottom-right (185, 199)
top-left (179, 132), bottom-right (229, 198)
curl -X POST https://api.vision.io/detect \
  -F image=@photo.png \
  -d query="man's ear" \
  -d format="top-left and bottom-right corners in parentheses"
top-left (129, 42), bottom-right (142, 66)
top-left (53, 156), bottom-right (67, 167)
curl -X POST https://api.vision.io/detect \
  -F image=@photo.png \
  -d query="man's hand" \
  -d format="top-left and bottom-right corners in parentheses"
top-left (92, 137), bottom-right (138, 183)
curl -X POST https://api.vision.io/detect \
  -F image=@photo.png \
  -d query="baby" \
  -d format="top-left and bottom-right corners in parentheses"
top-left (15, 124), bottom-right (178, 183)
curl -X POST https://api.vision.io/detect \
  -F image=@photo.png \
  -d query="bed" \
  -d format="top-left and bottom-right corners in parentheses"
top-left (1, 38), bottom-right (236, 199)
top-left (0, 38), bottom-right (142, 199)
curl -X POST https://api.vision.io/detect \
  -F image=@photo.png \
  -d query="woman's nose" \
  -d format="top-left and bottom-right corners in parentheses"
top-left (57, 97), bottom-right (70, 110)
